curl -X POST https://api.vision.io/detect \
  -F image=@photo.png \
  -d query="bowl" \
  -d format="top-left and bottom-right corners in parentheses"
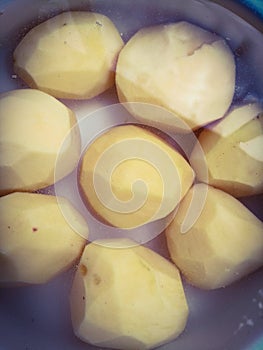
top-left (0, 1), bottom-right (263, 350)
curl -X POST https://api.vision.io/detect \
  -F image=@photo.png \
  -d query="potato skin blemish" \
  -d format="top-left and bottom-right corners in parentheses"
top-left (93, 274), bottom-right (101, 285)
top-left (80, 264), bottom-right (88, 276)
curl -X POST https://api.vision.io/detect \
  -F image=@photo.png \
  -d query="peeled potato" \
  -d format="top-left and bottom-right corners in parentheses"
top-left (0, 192), bottom-right (88, 285)
top-left (165, 183), bottom-right (263, 290)
top-left (0, 89), bottom-right (80, 195)
top-left (78, 124), bottom-right (195, 228)
top-left (190, 103), bottom-right (263, 197)
top-left (70, 239), bottom-right (188, 350)
top-left (116, 21), bottom-right (235, 132)
top-left (13, 11), bottom-right (124, 99)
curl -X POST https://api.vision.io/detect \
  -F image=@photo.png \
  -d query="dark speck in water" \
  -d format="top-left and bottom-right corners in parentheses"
top-left (234, 41), bottom-right (250, 57)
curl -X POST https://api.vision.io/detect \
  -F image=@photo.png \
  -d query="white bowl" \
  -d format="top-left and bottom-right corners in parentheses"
top-left (0, 1), bottom-right (262, 350)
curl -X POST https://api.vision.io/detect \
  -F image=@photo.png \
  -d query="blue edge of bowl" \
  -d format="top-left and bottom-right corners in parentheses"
top-left (0, 0), bottom-right (262, 349)
top-left (239, 0), bottom-right (263, 18)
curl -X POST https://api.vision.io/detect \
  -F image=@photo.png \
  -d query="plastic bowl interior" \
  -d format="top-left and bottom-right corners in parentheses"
top-left (0, 1), bottom-right (263, 350)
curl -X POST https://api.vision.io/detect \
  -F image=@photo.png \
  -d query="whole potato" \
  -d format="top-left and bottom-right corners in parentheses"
top-left (14, 11), bottom-right (124, 99)
top-left (116, 21), bottom-right (235, 132)
top-left (0, 192), bottom-right (88, 285)
top-left (0, 89), bottom-right (80, 195)
top-left (78, 124), bottom-right (195, 228)
top-left (166, 183), bottom-right (263, 289)
top-left (70, 239), bottom-right (188, 350)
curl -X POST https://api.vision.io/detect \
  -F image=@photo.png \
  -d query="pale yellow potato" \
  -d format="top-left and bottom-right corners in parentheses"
top-left (165, 183), bottom-right (263, 290)
top-left (0, 192), bottom-right (88, 285)
top-left (190, 103), bottom-right (263, 197)
top-left (14, 11), bottom-right (124, 99)
top-left (116, 21), bottom-right (235, 132)
top-left (78, 124), bottom-right (195, 228)
top-left (70, 239), bottom-right (188, 350)
top-left (0, 89), bottom-right (80, 195)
